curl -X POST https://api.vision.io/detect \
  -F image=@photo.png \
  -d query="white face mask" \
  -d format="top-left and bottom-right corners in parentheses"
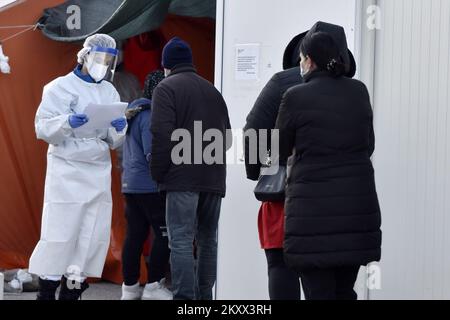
top-left (300, 66), bottom-right (308, 78)
top-left (84, 54), bottom-right (109, 82)
top-left (87, 62), bottom-right (108, 82)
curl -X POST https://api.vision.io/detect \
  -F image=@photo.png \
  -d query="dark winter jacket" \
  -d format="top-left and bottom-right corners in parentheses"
top-left (243, 21), bottom-right (356, 182)
top-left (244, 68), bottom-right (303, 180)
top-left (150, 63), bottom-right (231, 197)
top-left (276, 70), bottom-right (382, 271)
top-left (121, 98), bottom-right (158, 194)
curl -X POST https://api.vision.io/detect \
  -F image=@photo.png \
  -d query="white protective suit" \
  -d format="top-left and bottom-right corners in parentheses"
top-left (29, 71), bottom-right (126, 278)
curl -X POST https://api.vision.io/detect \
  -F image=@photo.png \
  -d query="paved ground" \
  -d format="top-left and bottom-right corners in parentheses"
top-left (3, 282), bottom-right (122, 300)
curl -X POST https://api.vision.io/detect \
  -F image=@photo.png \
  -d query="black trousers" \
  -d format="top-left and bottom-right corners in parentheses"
top-left (299, 266), bottom-right (360, 300)
top-left (122, 193), bottom-right (170, 286)
top-left (265, 249), bottom-right (301, 300)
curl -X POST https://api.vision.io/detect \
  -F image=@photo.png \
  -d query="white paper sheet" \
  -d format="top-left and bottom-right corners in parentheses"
top-left (235, 43), bottom-right (260, 81)
top-left (74, 102), bottom-right (128, 133)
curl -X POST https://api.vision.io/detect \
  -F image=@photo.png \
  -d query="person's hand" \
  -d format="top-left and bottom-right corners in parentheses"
top-left (111, 117), bottom-right (127, 132)
top-left (69, 114), bottom-right (89, 128)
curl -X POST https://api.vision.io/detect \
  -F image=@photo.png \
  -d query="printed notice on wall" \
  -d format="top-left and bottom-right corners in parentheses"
top-left (235, 43), bottom-right (260, 81)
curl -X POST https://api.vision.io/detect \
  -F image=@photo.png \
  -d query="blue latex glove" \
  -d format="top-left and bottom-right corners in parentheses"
top-left (68, 114), bottom-right (89, 128)
top-left (111, 117), bottom-right (127, 132)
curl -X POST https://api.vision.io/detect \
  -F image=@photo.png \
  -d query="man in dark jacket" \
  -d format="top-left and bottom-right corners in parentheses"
top-left (150, 37), bottom-right (231, 300)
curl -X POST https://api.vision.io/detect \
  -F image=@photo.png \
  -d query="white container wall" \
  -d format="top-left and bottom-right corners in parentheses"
top-left (215, 0), bottom-right (358, 299)
top-left (0, 272), bottom-right (3, 300)
top-left (370, 0), bottom-right (450, 300)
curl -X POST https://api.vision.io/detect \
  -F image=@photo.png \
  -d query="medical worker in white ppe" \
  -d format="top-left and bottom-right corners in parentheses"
top-left (29, 34), bottom-right (127, 300)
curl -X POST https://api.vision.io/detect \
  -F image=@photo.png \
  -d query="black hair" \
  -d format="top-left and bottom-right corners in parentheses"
top-left (300, 31), bottom-right (346, 77)
top-left (143, 69), bottom-right (165, 100)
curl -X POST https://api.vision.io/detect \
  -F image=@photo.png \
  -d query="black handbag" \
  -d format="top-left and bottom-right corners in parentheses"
top-left (253, 157), bottom-right (287, 202)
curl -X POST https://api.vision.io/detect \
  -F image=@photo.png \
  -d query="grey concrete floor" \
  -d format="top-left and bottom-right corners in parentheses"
top-left (3, 282), bottom-right (122, 300)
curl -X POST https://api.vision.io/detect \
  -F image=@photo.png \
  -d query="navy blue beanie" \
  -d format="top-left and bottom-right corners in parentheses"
top-left (162, 37), bottom-right (193, 69)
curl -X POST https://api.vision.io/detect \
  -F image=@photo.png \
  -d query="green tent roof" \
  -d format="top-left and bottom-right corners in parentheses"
top-left (39, 0), bottom-right (215, 42)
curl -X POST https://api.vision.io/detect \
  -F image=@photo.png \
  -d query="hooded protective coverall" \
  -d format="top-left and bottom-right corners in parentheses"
top-left (29, 71), bottom-right (126, 279)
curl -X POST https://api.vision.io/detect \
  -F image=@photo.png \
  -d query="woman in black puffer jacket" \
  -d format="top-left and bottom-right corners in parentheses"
top-left (276, 32), bottom-right (382, 300)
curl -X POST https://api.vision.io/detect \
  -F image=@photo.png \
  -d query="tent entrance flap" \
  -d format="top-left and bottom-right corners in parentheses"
top-left (38, 0), bottom-right (216, 42)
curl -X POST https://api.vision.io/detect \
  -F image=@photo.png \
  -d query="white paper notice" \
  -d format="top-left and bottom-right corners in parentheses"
top-left (75, 102), bottom-right (128, 133)
top-left (235, 43), bottom-right (260, 81)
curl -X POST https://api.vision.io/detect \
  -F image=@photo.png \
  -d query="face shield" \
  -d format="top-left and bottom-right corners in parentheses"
top-left (84, 46), bottom-right (119, 82)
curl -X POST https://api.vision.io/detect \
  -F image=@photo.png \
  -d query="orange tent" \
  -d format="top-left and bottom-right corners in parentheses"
top-left (0, 0), bottom-right (215, 284)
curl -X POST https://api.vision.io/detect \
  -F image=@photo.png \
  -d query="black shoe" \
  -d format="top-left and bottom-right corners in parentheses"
top-left (36, 278), bottom-right (61, 301)
top-left (58, 276), bottom-right (89, 300)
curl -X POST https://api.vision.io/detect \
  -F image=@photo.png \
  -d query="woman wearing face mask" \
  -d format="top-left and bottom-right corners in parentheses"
top-left (29, 34), bottom-right (128, 300)
top-left (276, 31), bottom-right (382, 300)
top-left (245, 21), bottom-right (357, 301)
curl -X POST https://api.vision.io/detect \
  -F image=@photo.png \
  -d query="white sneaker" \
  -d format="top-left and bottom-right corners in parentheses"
top-left (142, 279), bottom-right (173, 300)
top-left (121, 282), bottom-right (141, 300)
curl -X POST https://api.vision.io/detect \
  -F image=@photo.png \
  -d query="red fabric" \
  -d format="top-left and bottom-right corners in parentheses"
top-left (123, 33), bottom-right (164, 86)
top-left (258, 202), bottom-right (285, 249)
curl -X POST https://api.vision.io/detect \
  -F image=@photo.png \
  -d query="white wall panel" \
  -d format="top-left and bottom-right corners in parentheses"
top-left (371, 0), bottom-right (450, 300)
